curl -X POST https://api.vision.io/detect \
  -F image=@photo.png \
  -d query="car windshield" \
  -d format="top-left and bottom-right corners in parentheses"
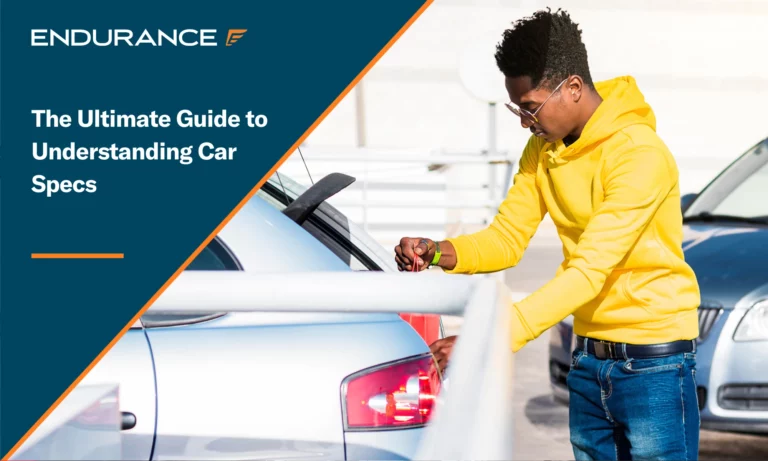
top-left (684, 140), bottom-right (768, 221)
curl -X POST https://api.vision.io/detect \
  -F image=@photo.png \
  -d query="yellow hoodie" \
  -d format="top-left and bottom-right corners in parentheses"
top-left (446, 76), bottom-right (701, 352)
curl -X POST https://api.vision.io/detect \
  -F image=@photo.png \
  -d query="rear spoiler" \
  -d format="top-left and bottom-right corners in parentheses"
top-left (282, 172), bottom-right (355, 225)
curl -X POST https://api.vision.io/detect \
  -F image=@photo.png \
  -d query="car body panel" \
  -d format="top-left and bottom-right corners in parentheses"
top-left (703, 309), bottom-right (768, 426)
top-left (682, 224), bottom-right (768, 307)
top-left (344, 428), bottom-right (424, 460)
top-left (691, 308), bottom-right (732, 423)
top-left (147, 317), bottom-right (429, 460)
top-left (735, 282), bottom-right (768, 311)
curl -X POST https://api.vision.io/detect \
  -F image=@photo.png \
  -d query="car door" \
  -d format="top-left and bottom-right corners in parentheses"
top-left (79, 320), bottom-right (157, 460)
top-left (73, 242), bottom-right (239, 461)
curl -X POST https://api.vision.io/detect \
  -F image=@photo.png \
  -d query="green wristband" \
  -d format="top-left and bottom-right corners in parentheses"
top-left (430, 241), bottom-right (442, 266)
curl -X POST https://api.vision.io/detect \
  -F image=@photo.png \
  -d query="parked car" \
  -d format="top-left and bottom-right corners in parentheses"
top-left (549, 138), bottom-right (768, 434)
top-left (79, 171), bottom-right (445, 460)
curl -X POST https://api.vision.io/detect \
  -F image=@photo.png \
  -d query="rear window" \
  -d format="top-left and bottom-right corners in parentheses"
top-left (256, 182), bottom-right (380, 271)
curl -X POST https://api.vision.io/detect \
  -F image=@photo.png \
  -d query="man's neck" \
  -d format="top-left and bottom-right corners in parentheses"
top-left (565, 90), bottom-right (604, 146)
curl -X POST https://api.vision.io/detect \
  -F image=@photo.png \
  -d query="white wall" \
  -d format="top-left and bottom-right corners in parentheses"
top-left (295, 0), bottom-right (768, 190)
top-left (280, 0), bottom-right (768, 246)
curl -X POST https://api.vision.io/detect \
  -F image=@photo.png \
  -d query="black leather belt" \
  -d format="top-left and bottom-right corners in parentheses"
top-left (575, 335), bottom-right (695, 360)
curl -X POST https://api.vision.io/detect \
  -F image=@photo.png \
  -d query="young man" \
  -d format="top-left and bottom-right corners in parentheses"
top-left (395, 9), bottom-right (701, 461)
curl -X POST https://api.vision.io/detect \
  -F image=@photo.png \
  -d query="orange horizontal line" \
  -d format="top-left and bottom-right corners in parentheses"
top-left (31, 253), bottom-right (124, 259)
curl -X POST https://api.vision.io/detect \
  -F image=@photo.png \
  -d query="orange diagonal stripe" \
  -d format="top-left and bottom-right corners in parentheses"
top-left (31, 253), bottom-right (124, 259)
top-left (2, 2), bottom-right (433, 458)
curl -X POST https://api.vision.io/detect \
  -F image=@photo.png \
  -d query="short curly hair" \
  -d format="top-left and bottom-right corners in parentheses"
top-left (494, 8), bottom-right (593, 90)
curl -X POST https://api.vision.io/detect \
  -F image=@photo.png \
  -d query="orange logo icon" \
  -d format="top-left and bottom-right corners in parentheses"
top-left (226, 29), bottom-right (247, 46)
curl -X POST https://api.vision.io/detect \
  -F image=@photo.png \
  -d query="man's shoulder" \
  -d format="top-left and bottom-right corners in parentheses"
top-left (604, 125), bottom-right (675, 163)
top-left (614, 124), bottom-right (666, 147)
top-left (601, 128), bottom-right (678, 180)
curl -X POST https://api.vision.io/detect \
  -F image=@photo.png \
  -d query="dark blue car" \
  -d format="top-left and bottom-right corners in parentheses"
top-left (549, 137), bottom-right (768, 434)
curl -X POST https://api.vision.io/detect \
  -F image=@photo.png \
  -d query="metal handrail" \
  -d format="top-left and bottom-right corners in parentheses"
top-left (327, 199), bottom-right (501, 209)
top-left (281, 146), bottom-right (518, 234)
top-left (293, 147), bottom-right (514, 165)
top-left (149, 271), bottom-right (515, 460)
top-left (150, 272), bottom-right (476, 316)
top-left (414, 277), bottom-right (515, 460)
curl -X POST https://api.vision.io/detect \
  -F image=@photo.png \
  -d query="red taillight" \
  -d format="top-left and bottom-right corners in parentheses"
top-left (343, 355), bottom-right (441, 429)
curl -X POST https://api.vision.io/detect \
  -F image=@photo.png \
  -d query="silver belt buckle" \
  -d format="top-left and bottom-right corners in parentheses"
top-left (594, 341), bottom-right (616, 359)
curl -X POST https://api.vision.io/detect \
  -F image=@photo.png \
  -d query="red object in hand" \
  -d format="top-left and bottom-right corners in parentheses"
top-left (401, 246), bottom-right (441, 345)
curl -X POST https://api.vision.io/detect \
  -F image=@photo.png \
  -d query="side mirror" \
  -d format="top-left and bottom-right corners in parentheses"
top-left (681, 193), bottom-right (697, 212)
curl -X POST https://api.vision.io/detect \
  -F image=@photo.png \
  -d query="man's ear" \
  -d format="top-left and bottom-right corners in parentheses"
top-left (568, 75), bottom-right (584, 102)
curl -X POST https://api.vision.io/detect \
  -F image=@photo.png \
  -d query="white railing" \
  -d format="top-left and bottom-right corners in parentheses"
top-left (295, 148), bottom-right (514, 165)
top-left (294, 146), bottom-right (517, 203)
top-left (413, 276), bottom-right (515, 460)
top-left (149, 271), bottom-right (515, 460)
top-left (327, 199), bottom-right (501, 209)
top-left (279, 146), bottom-right (517, 241)
top-left (150, 272), bottom-right (473, 315)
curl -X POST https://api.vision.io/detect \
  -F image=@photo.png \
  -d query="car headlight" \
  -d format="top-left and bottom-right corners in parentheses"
top-left (733, 300), bottom-right (768, 341)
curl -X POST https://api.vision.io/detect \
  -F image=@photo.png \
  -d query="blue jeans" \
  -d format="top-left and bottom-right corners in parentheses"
top-left (567, 348), bottom-right (700, 460)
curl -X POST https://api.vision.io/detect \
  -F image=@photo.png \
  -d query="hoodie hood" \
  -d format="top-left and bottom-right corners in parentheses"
top-left (547, 76), bottom-right (656, 165)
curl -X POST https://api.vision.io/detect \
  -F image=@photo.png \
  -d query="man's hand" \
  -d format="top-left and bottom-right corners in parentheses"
top-left (430, 335), bottom-right (457, 375)
top-left (394, 237), bottom-right (435, 272)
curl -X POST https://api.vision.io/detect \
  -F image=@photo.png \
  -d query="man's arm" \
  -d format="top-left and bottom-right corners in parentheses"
top-left (508, 147), bottom-right (676, 352)
top-left (441, 137), bottom-right (547, 274)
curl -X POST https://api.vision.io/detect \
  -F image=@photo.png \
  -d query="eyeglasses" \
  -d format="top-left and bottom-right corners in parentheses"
top-left (504, 78), bottom-right (569, 125)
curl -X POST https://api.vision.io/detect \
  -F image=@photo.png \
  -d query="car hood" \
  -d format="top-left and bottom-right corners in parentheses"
top-left (683, 223), bottom-right (768, 308)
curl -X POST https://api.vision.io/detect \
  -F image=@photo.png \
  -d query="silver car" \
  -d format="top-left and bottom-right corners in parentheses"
top-left (78, 172), bottom-right (443, 460)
